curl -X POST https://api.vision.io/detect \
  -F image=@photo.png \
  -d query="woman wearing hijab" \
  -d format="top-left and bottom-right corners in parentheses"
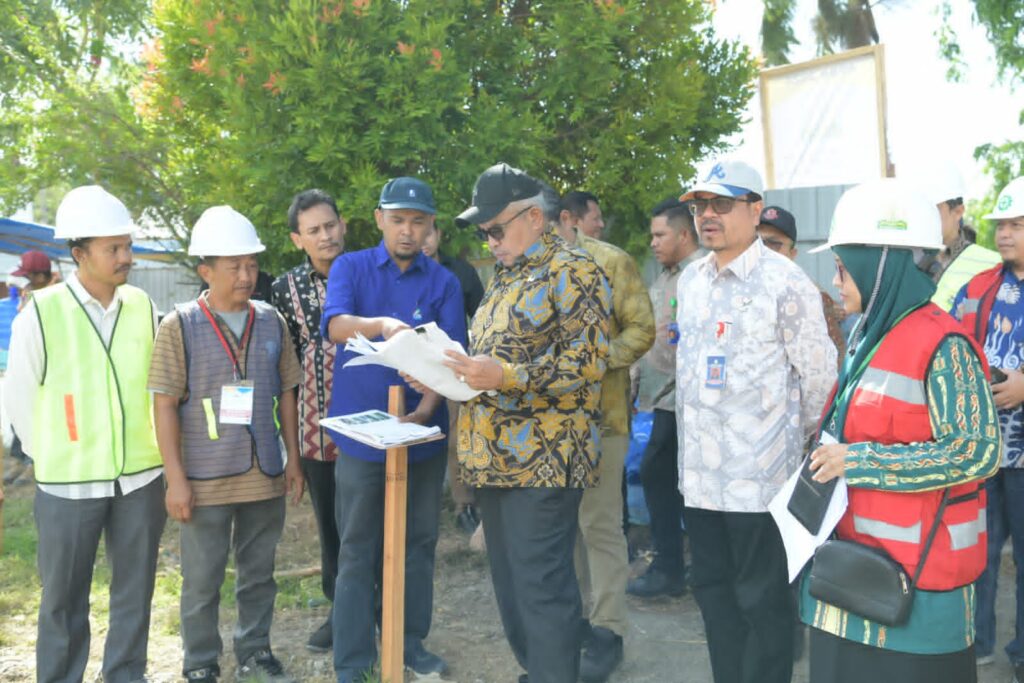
top-left (801, 179), bottom-right (1001, 682)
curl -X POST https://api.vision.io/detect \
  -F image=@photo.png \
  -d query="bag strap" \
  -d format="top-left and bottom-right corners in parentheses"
top-left (910, 488), bottom-right (952, 589)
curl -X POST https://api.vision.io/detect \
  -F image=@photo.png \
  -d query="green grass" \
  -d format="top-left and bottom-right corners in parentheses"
top-left (0, 495), bottom-right (40, 647)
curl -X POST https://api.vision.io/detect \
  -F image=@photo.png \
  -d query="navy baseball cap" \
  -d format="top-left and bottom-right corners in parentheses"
top-left (758, 205), bottom-right (797, 242)
top-left (379, 177), bottom-right (436, 215)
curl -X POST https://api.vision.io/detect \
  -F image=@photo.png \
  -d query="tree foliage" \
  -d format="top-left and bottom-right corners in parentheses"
top-left (1, 0), bottom-right (756, 269)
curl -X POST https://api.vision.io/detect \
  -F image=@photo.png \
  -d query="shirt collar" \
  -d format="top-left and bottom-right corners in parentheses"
top-left (373, 240), bottom-right (428, 274)
top-left (303, 256), bottom-right (330, 282)
top-left (66, 271), bottom-right (122, 314)
top-left (697, 238), bottom-right (763, 282)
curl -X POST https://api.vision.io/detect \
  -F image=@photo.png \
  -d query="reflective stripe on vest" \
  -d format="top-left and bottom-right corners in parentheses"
top-left (948, 508), bottom-right (987, 551)
top-left (857, 367), bottom-right (926, 406)
top-left (853, 515), bottom-right (921, 544)
top-left (958, 298), bottom-right (980, 315)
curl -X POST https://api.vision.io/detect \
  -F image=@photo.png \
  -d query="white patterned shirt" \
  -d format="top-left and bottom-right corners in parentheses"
top-left (675, 239), bottom-right (837, 512)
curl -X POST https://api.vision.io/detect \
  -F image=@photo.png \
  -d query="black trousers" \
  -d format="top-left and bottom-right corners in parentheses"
top-left (477, 486), bottom-right (585, 683)
top-left (640, 409), bottom-right (684, 575)
top-left (683, 507), bottom-right (794, 683)
top-left (300, 458), bottom-right (339, 602)
top-left (332, 452), bottom-right (446, 675)
top-left (809, 628), bottom-right (976, 683)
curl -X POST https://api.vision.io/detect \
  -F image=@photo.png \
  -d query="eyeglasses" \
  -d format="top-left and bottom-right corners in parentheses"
top-left (688, 197), bottom-right (755, 216)
top-left (476, 206), bottom-right (532, 243)
top-left (761, 237), bottom-right (787, 252)
top-left (835, 262), bottom-right (848, 282)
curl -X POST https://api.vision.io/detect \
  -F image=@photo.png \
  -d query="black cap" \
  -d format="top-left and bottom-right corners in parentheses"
top-left (379, 177), bottom-right (436, 214)
top-left (455, 162), bottom-right (543, 227)
top-left (758, 205), bottom-right (797, 242)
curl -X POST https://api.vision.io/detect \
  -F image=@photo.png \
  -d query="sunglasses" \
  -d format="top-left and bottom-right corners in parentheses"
top-left (476, 206), bottom-right (532, 243)
top-left (688, 196), bottom-right (755, 216)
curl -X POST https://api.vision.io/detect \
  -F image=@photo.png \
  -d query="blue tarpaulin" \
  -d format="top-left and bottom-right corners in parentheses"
top-left (0, 217), bottom-right (175, 261)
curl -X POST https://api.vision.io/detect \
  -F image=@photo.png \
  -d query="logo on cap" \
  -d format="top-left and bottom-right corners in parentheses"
top-left (763, 208), bottom-right (778, 220)
top-left (999, 195), bottom-right (1013, 210)
top-left (409, 189), bottom-right (416, 197)
top-left (706, 163), bottom-right (726, 181)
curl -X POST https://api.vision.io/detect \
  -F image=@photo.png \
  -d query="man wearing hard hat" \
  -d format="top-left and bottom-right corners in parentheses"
top-left (952, 176), bottom-right (1024, 676)
top-left (917, 161), bottom-right (1001, 311)
top-left (3, 185), bottom-right (166, 683)
top-left (148, 206), bottom-right (304, 683)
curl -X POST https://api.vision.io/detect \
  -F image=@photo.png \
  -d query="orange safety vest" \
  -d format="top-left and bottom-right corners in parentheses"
top-left (833, 303), bottom-right (988, 591)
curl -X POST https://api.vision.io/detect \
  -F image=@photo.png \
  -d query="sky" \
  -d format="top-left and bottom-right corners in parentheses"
top-left (709, 0), bottom-right (1023, 199)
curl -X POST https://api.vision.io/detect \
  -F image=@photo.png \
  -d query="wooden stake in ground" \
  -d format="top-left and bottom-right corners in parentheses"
top-left (381, 385), bottom-right (408, 683)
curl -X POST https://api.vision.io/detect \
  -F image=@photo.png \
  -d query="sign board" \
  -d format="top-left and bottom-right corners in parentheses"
top-left (760, 45), bottom-right (889, 190)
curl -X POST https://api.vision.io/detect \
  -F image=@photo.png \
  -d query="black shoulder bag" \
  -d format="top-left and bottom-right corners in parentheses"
top-left (808, 489), bottom-right (950, 627)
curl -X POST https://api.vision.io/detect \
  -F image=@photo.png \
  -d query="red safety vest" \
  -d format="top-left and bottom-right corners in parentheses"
top-left (954, 263), bottom-right (1004, 348)
top-left (833, 303), bottom-right (989, 591)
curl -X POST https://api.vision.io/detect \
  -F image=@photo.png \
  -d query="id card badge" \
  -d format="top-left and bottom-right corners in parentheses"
top-left (705, 355), bottom-right (727, 389)
top-left (220, 381), bottom-right (255, 425)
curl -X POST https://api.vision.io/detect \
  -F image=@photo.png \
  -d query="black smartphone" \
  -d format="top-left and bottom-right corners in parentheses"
top-left (991, 366), bottom-right (1008, 384)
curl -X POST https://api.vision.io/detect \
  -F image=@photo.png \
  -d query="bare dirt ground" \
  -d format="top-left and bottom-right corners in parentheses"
top-left (0, 482), bottom-right (1017, 683)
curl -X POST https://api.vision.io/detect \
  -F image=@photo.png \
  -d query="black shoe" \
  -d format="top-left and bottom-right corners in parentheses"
top-left (580, 626), bottom-right (623, 683)
top-left (627, 567), bottom-right (687, 598)
top-left (405, 643), bottom-right (448, 676)
top-left (518, 675), bottom-right (529, 683)
top-left (307, 617), bottom-right (332, 653)
top-left (456, 504), bottom-right (481, 534)
top-left (236, 648), bottom-right (295, 683)
top-left (184, 665), bottom-right (220, 683)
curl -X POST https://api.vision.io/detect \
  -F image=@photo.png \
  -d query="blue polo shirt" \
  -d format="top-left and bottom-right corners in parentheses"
top-left (320, 241), bottom-right (467, 462)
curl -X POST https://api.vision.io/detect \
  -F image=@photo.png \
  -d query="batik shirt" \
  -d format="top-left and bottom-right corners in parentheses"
top-left (271, 259), bottom-right (338, 462)
top-left (457, 231), bottom-right (611, 488)
top-left (952, 269), bottom-right (1024, 467)
top-left (675, 239), bottom-right (837, 512)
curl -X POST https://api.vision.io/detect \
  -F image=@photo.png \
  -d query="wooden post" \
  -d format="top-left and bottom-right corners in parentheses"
top-left (380, 385), bottom-right (408, 683)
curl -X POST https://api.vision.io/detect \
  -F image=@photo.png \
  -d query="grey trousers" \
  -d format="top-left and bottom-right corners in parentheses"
top-left (180, 495), bottom-right (286, 671)
top-left (35, 477), bottom-right (167, 683)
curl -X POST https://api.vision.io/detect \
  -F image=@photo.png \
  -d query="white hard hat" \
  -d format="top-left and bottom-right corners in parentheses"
top-left (54, 185), bottom-right (137, 239)
top-left (187, 206), bottom-right (266, 257)
top-left (680, 159), bottom-right (764, 201)
top-left (912, 159), bottom-right (966, 206)
top-left (985, 176), bottom-right (1024, 220)
top-left (810, 178), bottom-right (942, 254)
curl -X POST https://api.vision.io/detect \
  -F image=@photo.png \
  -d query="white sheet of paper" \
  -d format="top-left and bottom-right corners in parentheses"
top-left (768, 432), bottom-right (848, 582)
top-left (343, 323), bottom-right (483, 402)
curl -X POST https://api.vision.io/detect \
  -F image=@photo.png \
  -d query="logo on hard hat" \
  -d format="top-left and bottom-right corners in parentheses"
top-left (999, 195), bottom-right (1013, 210)
top-left (706, 163), bottom-right (726, 181)
top-left (877, 219), bottom-right (908, 231)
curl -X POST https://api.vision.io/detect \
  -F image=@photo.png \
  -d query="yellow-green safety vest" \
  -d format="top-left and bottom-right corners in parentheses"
top-left (31, 283), bottom-right (162, 484)
top-left (932, 243), bottom-right (1002, 312)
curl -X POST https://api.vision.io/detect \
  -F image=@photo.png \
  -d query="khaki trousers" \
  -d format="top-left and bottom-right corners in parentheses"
top-left (574, 432), bottom-right (629, 637)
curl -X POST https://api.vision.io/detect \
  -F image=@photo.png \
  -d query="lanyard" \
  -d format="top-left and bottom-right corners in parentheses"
top-left (197, 297), bottom-right (255, 381)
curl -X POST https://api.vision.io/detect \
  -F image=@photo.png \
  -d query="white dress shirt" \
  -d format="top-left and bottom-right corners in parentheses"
top-left (4, 272), bottom-right (163, 499)
top-left (675, 239), bottom-right (837, 512)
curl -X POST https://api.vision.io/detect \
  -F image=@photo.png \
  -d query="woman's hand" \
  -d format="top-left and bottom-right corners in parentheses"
top-left (399, 371), bottom-right (430, 395)
top-left (809, 443), bottom-right (850, 483)
top-left (443, 350), bottom-right (504, 391)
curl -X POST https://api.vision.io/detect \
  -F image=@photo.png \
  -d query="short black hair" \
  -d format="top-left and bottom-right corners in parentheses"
top-left (287, 189), bottom-right (339, 233)
top-left (945, 197), bottom-right (964, 210)
top-left (198, 256), bottom-right (219, 267)
top-left (651, 196), bottom-right (684, 217)
top-left (67, 237), bottom-right (94, 265)
top-left (560, 190), bottom-right (599, 219)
